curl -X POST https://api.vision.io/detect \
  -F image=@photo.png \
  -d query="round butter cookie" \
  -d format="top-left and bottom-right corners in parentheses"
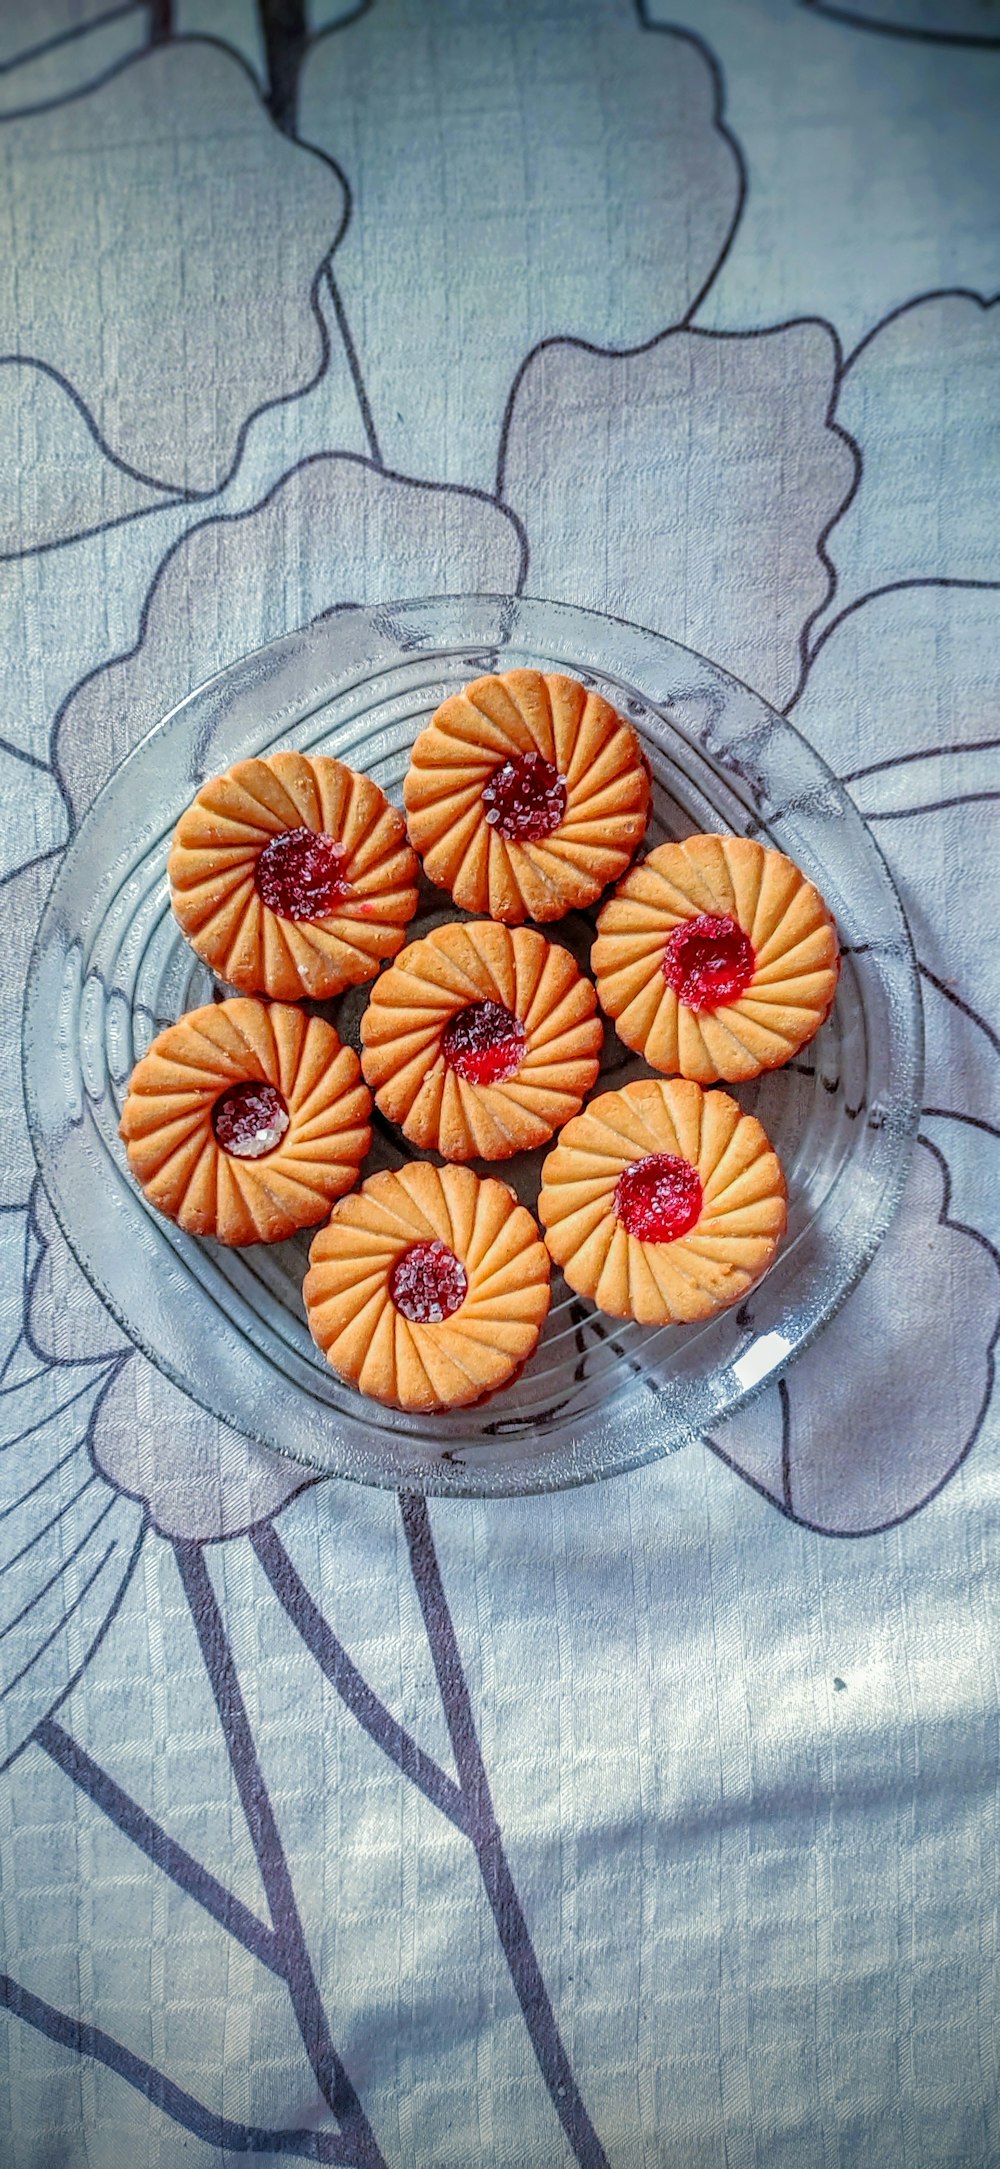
top-left (403, 669), bottom-right (650, 924)
top-left (304, 1162), bottom-right (551, 1412)
top-left (538, 1077), bottom-right (787, 1325)
top-left (360, 919), bottom-right (602, 1161)
top-left (592, 834), bottom-right (839, 1083)
top-left (168, 752), bottom-right (419, 1001)
top-left (119, 999), bottom-right (372, 1245)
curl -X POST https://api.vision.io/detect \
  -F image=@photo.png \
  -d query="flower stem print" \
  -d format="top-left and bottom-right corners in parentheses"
top-left (257, 0), bottom-right (309, 134)
top-left (174, 1540), bottom-right (389, 2169)
top-left (8, 1501), bottom-right (607, 2166)
top-left (13, 1689), bottom-right (382, 2165)
top-left (0, 1971), bottom-right (357, 2163)
top-left (400, 1495), bottom-right (610, 2169)
top-left (148, 0), bottom-right (173, 47)
top-left (253, 1501), bottom-right (611, 2169)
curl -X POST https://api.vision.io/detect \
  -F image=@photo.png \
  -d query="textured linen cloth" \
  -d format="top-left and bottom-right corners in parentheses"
top-left (1, 4), bottom-right (998, 2164)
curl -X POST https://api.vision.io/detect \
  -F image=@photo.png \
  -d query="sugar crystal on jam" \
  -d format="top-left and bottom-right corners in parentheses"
top-left (255, 827), bottom-right (348, 921)
top-left (441, 1000), bottom-right (526, 1085)
top-left (212, 1080), bottom-right (290, 1159)
top-left (614, 1152), bottom-right (703, 1244)
top-left (481, 753), bottom-right (567, 843)
top-left (390, 1240), bottom-right (468, 1324)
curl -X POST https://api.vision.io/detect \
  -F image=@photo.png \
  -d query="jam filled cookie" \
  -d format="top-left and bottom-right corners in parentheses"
top-left (168, 752), bottom-right (419, 1001)
top-left (119, 998), bottom-right (372, 1245)
top-left (538, 1077), bottom-right (787, 1325)
top-left (304, 1162), bottom-right (551, 1412)
top-left (360, 919), bottom-right (603, 1161)
top-left (403, 669), bottom-right (650, 924)
top-left (592, 834), bottom-right (839, 1083)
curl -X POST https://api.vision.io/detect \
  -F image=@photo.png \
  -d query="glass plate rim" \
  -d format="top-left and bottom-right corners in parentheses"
top-left (23, 592), bottom-right (925, 1497)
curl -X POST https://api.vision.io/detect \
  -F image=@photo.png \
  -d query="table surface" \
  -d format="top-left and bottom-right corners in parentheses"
top-left (1, 4), bottom-right (997, 2165)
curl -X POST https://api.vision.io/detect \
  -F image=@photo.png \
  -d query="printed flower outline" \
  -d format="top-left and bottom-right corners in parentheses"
top-left (499, 320), bottom-right (858, 712)
top-left (53, 451), bottom-right (525, 818)
top-left (0, 1199), bottom-right (143, 1775)
top-left (793, 578), bottom-right (1000, 1126)
top-left (0, 39), bottom-right (345, 507)
top-left (708, 572), bottom-right (1000, 1531)
top-left (817, 292), bottom-right (999, 628)
top-left (0, 4), bottom-right (145, 111)
top-left (298, 0), bottom-right (743, 488)
top-left (802, 0), bottom-right (1000, 47)
top-left (706, 1124), bottom-right (1000, 1533)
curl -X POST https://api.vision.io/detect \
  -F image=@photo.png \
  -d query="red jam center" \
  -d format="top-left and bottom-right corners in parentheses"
top-left (662, 913), bottom-right (755, 1011)
top-left (390, 1240), bottom-right (468, 1324)
top-left (441, 1000), bottom-right (526, 1085)
top-left (481, 753), bottom-right (567, 842)
top-left (212, 1080), bottom-right (289, 1159)
top-left (614, 1152), bottom-right (703, 1244)
top-left (255, 827), bottom-right (348, 921)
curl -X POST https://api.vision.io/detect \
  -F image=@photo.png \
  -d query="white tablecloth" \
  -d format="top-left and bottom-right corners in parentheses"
top-left (1, 3), bottom-right (998, 2162)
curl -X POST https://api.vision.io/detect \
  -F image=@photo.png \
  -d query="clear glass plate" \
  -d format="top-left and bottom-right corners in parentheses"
top-left (23, 596), bottom-right (922, 1496)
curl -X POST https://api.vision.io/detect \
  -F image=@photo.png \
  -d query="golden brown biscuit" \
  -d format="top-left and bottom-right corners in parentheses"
top-left (538, 1077), bottom-right (787, 1324)
top-left (403, 669), bottom-right (650, 924)
top-left (119, 999), bottom-right (372, 1245)
top-left (360, 919), bottom-right (602, 1161)
top-left (592, 834), bottom-right (839, 1082)
top-left (168, 752), bottom-right (419, 1001)
top-left (304, 1162), bottom-right (551, 1412)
